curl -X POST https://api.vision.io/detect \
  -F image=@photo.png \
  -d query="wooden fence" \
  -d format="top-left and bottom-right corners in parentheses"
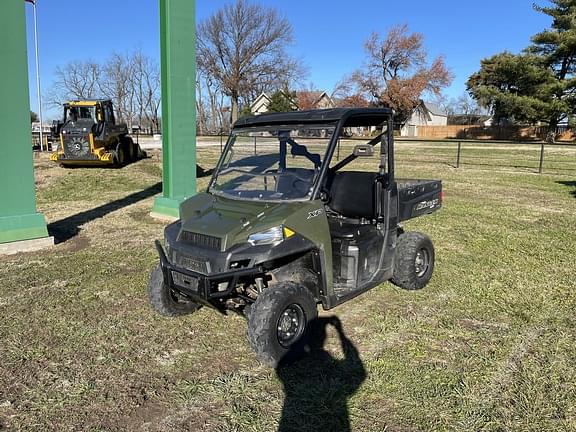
top-left (416, 125), bottom-right (574, 141)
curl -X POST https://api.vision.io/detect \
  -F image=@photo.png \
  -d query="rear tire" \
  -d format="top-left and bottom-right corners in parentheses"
top-left (148, 264), bottom-right (201, 317)
top-left (391, 232), bottom-right (435, 290)
top-left (247, 282), bottom-right (317, 367)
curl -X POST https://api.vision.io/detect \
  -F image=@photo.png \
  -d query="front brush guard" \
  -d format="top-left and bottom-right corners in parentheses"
top-left (155, 240), bottom-right (263, 310)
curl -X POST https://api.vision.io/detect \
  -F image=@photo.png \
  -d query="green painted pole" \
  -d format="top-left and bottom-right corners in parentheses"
top-left (0, 0), bottom-right (49, 245)
top-left (151, 0), bottom-right (197, 219)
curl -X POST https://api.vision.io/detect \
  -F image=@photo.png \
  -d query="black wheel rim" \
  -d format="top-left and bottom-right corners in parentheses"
top-left (276, 304), bottom-right (306, 348)
top-left (415, 248), bottom-right (430, 278)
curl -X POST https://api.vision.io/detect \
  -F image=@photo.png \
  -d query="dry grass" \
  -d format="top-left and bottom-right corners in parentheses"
top-left (0, 142), bottom-right (575, 431)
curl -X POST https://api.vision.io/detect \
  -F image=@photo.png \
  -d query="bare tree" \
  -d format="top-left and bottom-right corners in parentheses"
top-left (430, 93), bottom-right (455, 116)
top-left (196, 76), bottom-right (208, 135)
top-left (47, 60), bottom-right (102, 107)
top-left (456, 93), bottom-right (482, 116)
top-left (330, 78), bottom-right (354, 101)
top-left (100, 53), bottom-right (135, 127)
top-left (131, 51), bottom-right (161, 133)
top-left (47, 51), bottom-right (161, 133)
top-left (196, 70), bottom-right (229, 134)
top-left (329, 78), bottom-right (371, 108)
top-left (349, 25), bottom-right (453, 121)
top-left (197, 0), bottom-right (304, 124)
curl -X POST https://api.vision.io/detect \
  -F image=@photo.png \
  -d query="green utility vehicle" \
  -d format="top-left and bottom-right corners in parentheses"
top-left (149, 108), bottom-right (442, 366)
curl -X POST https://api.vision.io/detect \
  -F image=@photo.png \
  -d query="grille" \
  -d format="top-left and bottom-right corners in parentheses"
top-left (63, 134), bottom-right (92, 159)
top-left (179, 231), bottom-right (222, 250)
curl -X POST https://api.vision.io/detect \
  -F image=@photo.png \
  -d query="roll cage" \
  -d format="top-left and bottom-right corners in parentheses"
top-left (208, 108), bottom-right (395, 201)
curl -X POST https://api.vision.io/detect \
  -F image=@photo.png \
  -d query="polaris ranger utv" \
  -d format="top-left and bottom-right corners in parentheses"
top-left (149, 108), bottom-right (442, 366)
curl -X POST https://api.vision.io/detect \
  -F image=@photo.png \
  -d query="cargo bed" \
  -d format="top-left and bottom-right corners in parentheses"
top-left (397, 179), bottom-right (442, 221)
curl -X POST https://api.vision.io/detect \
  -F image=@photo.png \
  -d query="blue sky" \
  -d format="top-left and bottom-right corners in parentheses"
top-left (26, 0), bottom-right (551, 120)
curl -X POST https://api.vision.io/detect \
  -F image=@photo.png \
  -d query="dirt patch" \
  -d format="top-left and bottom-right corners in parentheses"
top-left (60, 234), bottom-right (91, 252)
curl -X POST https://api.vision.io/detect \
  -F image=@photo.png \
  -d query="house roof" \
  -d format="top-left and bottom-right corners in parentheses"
top-left (296, 90), bottom-right (328, 102)
top-left (423, 102), bottom-right (447, 117)
top-left (234, 108), bottom-right (393, 128)
top-left (250, 92), bottom-right (272, 110)
top-left (251, 90), bottom-right (335, 112)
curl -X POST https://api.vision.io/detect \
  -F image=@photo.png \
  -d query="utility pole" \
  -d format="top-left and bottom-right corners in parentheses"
top-left (26, 0), bottom-right (43, 151)
top-left (0, 0), bottom-right (51, 253)
top-left (150, 0), bottom-right (197, 220)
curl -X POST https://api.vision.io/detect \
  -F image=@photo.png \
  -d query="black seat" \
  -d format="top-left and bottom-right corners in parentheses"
top-left (327, 171), bottom-right (377, 219)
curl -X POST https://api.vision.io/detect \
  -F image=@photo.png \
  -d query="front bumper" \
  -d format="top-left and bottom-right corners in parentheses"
top-left (155, 240), bottom-right (263, 311)
top-left (50, 150), bottom-right (114, 165)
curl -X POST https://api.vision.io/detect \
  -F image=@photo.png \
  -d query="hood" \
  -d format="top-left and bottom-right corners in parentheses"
top-left (179, 192), bottom-right (300, 250)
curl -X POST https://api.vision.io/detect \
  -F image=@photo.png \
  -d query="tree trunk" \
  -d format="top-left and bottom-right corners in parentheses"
top-left (206, 82), bottom-right (219, 133)
top-left (546, 116), bottom-right (558, 144)
top-left (231, 92), bottom-right (239, 126)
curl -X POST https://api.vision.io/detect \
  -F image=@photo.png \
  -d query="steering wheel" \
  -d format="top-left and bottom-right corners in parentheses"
top-left (269, 169), bottom-right (314, 197)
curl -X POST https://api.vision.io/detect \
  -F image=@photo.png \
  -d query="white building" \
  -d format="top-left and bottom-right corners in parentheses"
top-left (401, 101), bottom-right (448, 137)
top-left (249, 90), bottom-right (336, 115)
top-left (250, 93), bottom-right (273, 115)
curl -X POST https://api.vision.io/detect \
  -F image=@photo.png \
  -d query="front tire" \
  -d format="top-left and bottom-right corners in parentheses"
top-left (148, 264), bottom-right (201, 317)
top-left (114, 142), bottom-right (127, 167)
top-left (247, 282), bottom-right (317, 367)
top-left (391, 232), bottom-right (435, 290)
top-left (124, 137), bottom-right (137, 162)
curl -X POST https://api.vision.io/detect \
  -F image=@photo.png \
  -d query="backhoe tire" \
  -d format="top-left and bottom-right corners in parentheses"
top-left (247, 282), bottom-right (317, 367)
top-left (124, 137), bottom-right (137, 162)
top-left (114, 142), bottom-right (127, 167)
top-left (391, 231), bottom-right (435, 290)
top-left (148, 264), bottom-right (201, 317)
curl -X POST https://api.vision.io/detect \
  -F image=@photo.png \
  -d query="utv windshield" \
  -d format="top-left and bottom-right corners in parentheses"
top-left (209, 125), bottom-right (334, 201)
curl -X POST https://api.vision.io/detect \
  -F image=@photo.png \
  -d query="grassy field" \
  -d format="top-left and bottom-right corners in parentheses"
top-left (1, 142), bottom-right (575, 431)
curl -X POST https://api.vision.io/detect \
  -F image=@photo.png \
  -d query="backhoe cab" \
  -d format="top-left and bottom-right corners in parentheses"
top-left (149, 108), bottom-right (443, 366)
top-left (50, 99), bottom-right (146, 167)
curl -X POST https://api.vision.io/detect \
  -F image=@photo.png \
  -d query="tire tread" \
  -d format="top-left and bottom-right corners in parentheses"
top-left (391, 231), bottom-right (435, 290)
top-left (247, 282), bottom-right (317, 367)
top-left (148, 265), bottom-right (200, 317)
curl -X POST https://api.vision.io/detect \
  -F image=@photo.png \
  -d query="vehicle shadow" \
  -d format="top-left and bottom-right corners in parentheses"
top-left (48, 182), bottom-right (162, 243)
top-left (557, 180), bottom-right (576, 198)
top-left (276, 316), bottom-right (366, 432)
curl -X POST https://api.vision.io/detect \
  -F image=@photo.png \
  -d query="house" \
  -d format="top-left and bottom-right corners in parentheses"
top-left (401, 101), bottom-right (448, 137)
top-left (250, 93), bottom-right (273, 115)
top-left (249, 90), bottom-right (336, 115)
top-left (296, 91), bottom-right (335, 110)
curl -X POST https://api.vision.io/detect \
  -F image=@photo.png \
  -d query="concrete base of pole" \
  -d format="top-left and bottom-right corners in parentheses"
top-left (0, 236), bottom-right (54, 255)
top-left (150, 196), bottom-right (181, 221)
top-left (0, 213), bottom-right (49, 244)
top-left (149, 211), bottom-right (179, 222)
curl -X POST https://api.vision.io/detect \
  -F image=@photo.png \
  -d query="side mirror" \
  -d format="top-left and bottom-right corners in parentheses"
top-left (353, 144), bottom-right (374, 157)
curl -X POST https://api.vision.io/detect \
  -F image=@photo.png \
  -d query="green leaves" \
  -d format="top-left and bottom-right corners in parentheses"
top-left (467, 53), bottom-right (556, 124)
top-left (468, 1), bottom-right (576, 132)
top-left (267, 90), bottom-right (297, 113)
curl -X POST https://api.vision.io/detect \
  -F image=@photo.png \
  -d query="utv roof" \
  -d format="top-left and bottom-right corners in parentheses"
top-left (234, 108), bottom-right (393, 128)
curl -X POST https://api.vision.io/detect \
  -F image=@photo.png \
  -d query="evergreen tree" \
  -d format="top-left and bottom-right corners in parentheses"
top-left (468, 1), bottom-right (576, 140)
top-left (267, 90), bottom-right (297, 113)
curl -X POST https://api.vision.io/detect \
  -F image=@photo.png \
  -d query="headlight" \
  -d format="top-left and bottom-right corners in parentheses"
top-left (248, 226), bottom-right (295, 246)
